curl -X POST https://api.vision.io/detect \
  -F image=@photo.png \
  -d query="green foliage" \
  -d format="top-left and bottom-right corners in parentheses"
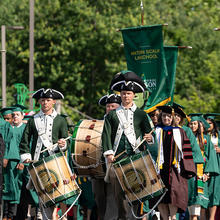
top-left (0, 0), bottom-right (219, 124)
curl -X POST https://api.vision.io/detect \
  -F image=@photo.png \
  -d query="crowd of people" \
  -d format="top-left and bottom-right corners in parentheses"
top-left (0, 70), bottom-right (219, 220)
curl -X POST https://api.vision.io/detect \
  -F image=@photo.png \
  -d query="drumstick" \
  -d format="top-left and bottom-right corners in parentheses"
top-left (40, 136), bottom-right (72, 153)
top-left (104, 150), bottom-right (127, 183)
top-left (133, 128), bottom-right (155, 152)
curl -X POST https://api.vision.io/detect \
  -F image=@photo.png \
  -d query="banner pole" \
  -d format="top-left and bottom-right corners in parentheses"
top-left (140, 0), bottom-right (144, 26)
top-left (178, 46), bottom-right (192, 49)
top-left (214, 27), bottom-right (220, 31)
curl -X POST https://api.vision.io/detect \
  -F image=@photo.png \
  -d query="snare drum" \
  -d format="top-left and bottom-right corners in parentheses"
top-left (113, 150), bottom-right (165, 204)
top-left (71, 119), bottom-right (105, 178)
top-left (28, 152), bottom-right (81, 207)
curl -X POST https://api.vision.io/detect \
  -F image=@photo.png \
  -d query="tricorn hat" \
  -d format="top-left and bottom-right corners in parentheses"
top-left (110, 70), bottom-right (147, 93)
top-left (32, 88), bottom-right (64, 100)
top-left (99, 93), bottom-right (121, 106)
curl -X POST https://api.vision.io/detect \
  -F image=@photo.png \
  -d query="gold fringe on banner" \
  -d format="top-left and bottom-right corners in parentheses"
top-left (144, 97), bottom-right (171, 113)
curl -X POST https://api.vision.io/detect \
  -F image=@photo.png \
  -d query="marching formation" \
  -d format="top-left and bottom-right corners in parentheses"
top-left (0, 70), bottom-right (219, 220)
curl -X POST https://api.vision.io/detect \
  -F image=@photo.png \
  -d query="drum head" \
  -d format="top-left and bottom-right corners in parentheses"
top-left (113, 151), bottom-right (165, 204)
top-left (28, 152), bottom-right (81, 207)
top-left (71, 119), bottom-right (105, 178)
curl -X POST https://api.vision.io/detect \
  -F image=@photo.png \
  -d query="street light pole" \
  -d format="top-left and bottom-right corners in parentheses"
top-left (1, 25), bottom-right (24, 108)
top-left (1, 25), bottom-right (6, 108)
top-left (29, 0), bottom-right (34, 109)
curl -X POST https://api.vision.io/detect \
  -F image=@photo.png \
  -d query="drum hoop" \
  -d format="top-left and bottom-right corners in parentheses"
top-left (28, 152), bottom-right (63, 169)
top-left (113, 151), bottom-right (148, 167)
top-left (44, 189), bottom-right (81, 208)
top-left (71, 153), bottom-right (103, 169)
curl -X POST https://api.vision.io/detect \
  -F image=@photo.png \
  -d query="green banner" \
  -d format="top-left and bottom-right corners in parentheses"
top-left (121, 25), bottom-right (169, 112)
top-left (164, 46), bottom-right (178, 105)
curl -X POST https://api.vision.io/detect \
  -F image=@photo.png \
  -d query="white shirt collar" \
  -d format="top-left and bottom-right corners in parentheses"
top-left (13, 122), bottom-right (23, 128)
top-left (121, 103), bottom-right (137, 112)
top-left (39, 108), bottom-right (57, 119)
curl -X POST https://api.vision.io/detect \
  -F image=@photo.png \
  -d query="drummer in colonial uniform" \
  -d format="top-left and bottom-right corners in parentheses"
top-left (99, 91), bottom-right (121, 115)
top-left (102, 70), bottom-right (157, 219)
top-left (19, 88), bottom-right (69, 220)
top-left (91, 92), bottom-right (121, 219)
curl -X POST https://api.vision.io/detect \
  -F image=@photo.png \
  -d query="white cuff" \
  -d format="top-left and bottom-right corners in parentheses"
top-left (59, 141), bottom-right (67, 151)
top-left (20, 153), bottom-right (32, 162)
top-left (53, 141), bottom-right (67, 152)
top-left (103, 150), bottom-right (114, 157)
top-left (147, 136), bottom-right (155, 145)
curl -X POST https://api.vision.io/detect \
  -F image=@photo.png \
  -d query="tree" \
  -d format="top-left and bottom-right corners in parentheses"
top-left (0, 0), bottom-right (219, 123)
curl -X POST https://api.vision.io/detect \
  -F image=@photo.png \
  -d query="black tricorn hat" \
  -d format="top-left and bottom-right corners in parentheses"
top-left (110, 70), bottom-right (147, 93)
top-left (32, 88), bottom-right (64, 100)
top-left (99, 94), bottom-right (121, 106)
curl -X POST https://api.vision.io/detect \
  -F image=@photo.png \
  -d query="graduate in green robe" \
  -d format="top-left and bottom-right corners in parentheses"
top-left (102, 70), bottom-right (157, 219)
top-left (0, 133), bottom-right (5, 205)
top-left (188, 116), bottom-right (220, 220)
top-left (0, 107), bottom-right (14, 125)
top-left (204, 113), bottom-right (220, 220)
top-left (9, 106), bottom-right (38, 220)
top-left (19, 88), bottom-right (69, 220)
top-left (2, 105), bottom-right (28, 219)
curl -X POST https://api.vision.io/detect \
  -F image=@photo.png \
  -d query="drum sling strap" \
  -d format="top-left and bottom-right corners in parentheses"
top-left (115, 105), bottom-right (141, 154)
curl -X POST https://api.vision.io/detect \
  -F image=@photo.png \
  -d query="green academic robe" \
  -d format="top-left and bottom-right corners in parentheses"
top-left (182, 126), bottom-right (204, 164)
top-left (0, 119), bottom-right (13, 160)
top-left (182, 126), bottom-right (205, 208)
top-left (207, 131), bottom-right (220, 207)
top-left (3, 123), bottom-right (26, 203)
top-left (0, 119), bottom-right (18, 203)
top-left (187, 134), bottom-right (219, 208)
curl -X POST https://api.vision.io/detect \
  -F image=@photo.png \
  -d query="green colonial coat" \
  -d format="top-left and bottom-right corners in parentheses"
top-left (102, 107), bottom-right (157, 160)
top-left (19, 115), bottom-right (68, 159)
